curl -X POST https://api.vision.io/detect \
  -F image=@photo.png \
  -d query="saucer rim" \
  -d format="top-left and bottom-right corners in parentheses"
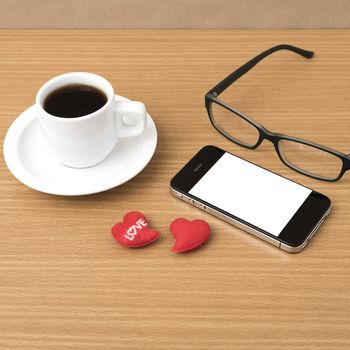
top-left (3, 94), bottom-right (157, 196)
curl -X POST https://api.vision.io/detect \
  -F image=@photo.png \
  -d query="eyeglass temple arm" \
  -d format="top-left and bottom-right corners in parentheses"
top-left (208, 44), bottom-right (314, 96)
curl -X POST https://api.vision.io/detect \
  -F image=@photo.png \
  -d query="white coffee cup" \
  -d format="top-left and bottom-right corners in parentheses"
top-left (36, 72), bottom-right (147, 168)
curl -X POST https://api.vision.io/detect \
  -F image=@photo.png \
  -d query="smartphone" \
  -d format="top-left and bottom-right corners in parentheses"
top-left (170, 145), bottom-right (331, 253)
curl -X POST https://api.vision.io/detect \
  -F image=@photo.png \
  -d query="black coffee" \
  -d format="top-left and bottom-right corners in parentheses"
top-left (44, 84), bottom-right (108, 118)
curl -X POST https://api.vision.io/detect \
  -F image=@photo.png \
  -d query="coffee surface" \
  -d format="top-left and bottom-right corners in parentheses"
top-left (44, 84), bottom-right (108, 118)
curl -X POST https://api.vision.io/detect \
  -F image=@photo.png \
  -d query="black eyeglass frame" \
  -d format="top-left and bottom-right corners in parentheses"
top-left (205, 44), bottom-right (350, 182)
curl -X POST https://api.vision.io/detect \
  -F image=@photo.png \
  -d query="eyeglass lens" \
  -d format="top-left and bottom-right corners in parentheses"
top-left (210, 101), bottom-right (260, 147)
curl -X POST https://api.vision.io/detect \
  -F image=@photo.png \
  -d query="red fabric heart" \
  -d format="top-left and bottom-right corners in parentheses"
top-left (170, 218), bottom-right (211, 253)
top-left (112, 211), bottom-right (160, 248)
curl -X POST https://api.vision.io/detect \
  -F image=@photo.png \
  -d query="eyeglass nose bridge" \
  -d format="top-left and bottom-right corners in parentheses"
top-left (258, 127), bottom-right (280, 145)
top-left (345, 154), bottom-right (350, 170)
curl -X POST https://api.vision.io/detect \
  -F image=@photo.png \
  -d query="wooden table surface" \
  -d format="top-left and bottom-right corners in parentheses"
top-left (0, 30), bottom-right (349, 349)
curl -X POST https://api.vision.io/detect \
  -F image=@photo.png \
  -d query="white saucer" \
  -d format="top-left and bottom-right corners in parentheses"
top-left (3, 95), bottom-right (157, 196)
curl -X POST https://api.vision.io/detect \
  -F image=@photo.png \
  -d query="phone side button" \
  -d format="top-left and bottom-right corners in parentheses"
top-left (191, 200), bottom-right (207, 211)
top-left (193, 200), bottom-right (201, 208)
top-left (184, 196), bottom-right (192, 204)
top-left (195, 202), bottom-right (206, 210)
top-left (198, 203), bottom-right (206, 211)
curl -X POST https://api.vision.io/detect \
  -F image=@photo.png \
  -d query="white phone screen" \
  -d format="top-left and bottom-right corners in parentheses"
top-left (189, 152), bottom-right (312, 236)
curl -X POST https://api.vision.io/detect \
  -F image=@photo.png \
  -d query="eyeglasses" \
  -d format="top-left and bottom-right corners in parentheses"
top-left (205, 44), bottom-right (350, 182)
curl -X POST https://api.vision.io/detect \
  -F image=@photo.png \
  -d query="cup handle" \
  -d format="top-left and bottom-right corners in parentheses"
top-left (114, 97), bottom-right (147, 138)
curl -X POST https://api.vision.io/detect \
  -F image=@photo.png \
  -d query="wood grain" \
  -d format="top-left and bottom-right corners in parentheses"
top-left (2, 0), bottom-right (350, 29)
top-left (0, 30), bottom-right (349, 350)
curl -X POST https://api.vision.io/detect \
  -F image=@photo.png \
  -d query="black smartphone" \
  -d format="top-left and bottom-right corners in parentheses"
top-left (170, 145), bottom-right (331, 253)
